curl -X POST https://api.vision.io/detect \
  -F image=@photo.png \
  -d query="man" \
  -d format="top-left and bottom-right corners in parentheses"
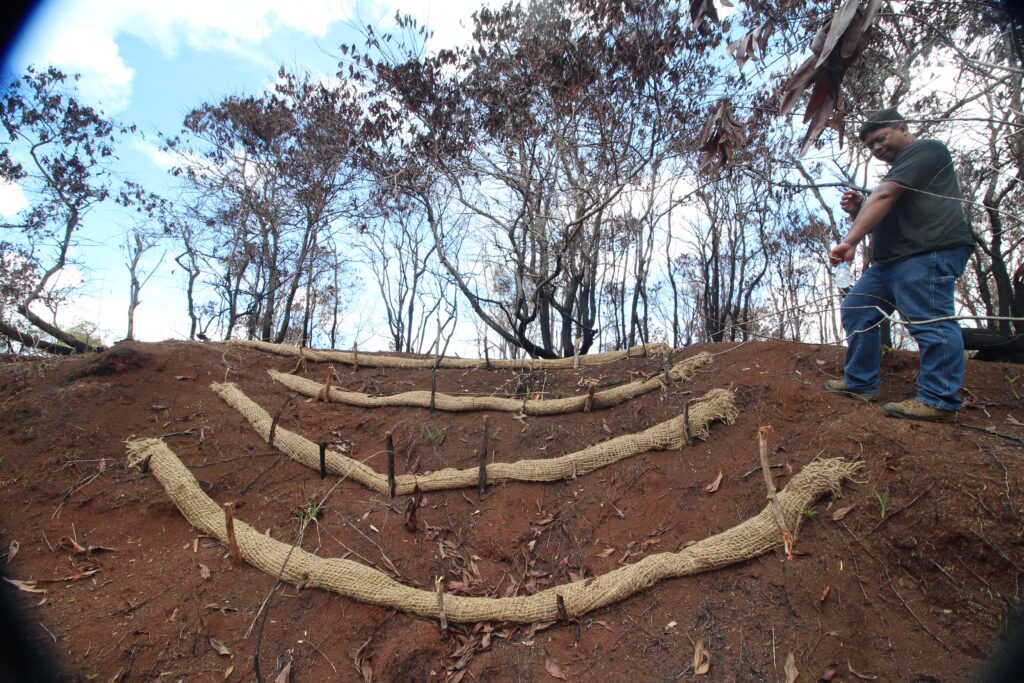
top-left (826, 108), bottom-right (974, 422)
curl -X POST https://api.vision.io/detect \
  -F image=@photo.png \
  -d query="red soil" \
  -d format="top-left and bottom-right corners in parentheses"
top-left (1, 339), bottom-right (1022, 681)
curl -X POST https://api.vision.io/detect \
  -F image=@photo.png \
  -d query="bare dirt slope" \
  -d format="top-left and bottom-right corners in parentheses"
top-left (1, 339), bottom-right (1023, 681)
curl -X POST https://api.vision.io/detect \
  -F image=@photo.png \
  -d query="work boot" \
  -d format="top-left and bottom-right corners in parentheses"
top-left (883, 398), bottom-right (957, 423)
top-left (823, 379), bottom-right (877, 402)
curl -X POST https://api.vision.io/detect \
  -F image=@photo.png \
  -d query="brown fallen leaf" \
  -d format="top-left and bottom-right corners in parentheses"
top-left (597, 547), bottom-right (616, 558)
top-left (601, 420), bottom-right (613, 435)
top-left (404, 488), bottom-right (423, 533)
top-left (210, 637), bottom-right (231, 656)
top-left (2, 577), bottom-right (45, 594)
top-left (544, 656), bottom-right (568, 680)
top-left (59, 536), bottom-right (117, 555)
top-left (223, 663), bottom-right (234, 680)
top-left (704, 470), bottom-right (724, 494)
top-left (821, 664), bottom-right (838, 680)
top-left (820, 584), bottom-right (831, 604)
top-left (7, 540), bottom-right (19, 564)
top-left (353, 635), bottom-right (373, 683)
top-left (693, 637), bottom-right (711, 675)
top-left (274, 661), bottom-right (291, 683)
top-left (831, 505), bottom-right (855, 521)
top-left (784, 651), bottom-right (798, 683)
top-left (199, 564), bottom-right (211, 580)
top-left (847, 659), bottom-right (877, 680)
top-left (174, 375), bottom-right (195, 380)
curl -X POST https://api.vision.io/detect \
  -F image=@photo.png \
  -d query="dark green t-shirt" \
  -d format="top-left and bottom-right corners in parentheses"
top-left (871, 138), bottom-right (974, 264)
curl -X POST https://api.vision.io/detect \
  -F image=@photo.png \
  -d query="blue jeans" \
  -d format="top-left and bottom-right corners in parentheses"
top-left (840, 246), bottom-right (972, 410)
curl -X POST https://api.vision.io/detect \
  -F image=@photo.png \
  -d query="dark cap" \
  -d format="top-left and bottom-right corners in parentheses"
top-left (857, 107), bottom-right (905, 142)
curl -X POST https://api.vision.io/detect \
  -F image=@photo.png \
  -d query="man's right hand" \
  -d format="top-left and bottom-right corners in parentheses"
top-left (829, 241), bottom-right (855, 266)
top-left (840, 190), bottom-right (864, 217)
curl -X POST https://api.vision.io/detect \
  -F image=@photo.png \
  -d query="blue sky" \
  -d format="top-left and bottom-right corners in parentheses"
top-left (1, 0), bottom-right (484, 345)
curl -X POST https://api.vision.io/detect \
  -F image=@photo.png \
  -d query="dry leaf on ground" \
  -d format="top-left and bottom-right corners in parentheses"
top-left (693, 637), bottom-right (711, 675)
top-left (821, 664), bottom-right (838, 680)
top-left (210, 638), bottom-right (231, 656)
top-left (831, 505), bottom-right (855, 521)
top-left (274, 661), bottom-right (291, 683)
top-left (544, 656), bottom-right (568, 680)
top-left (199, 564), bottom-right (211, 580)
top-left (784, 651), bottom-right (798, 683)
top-left (6, 540), bottom-right (18, 564)
top-left (847, 659), bottom-right (877, 680)
top-left (820, 584), bottom-right (831, 604)
top-left (2, 577), bottom-right (45, 593)
top-left (704, 470), bottom-right (723, 494)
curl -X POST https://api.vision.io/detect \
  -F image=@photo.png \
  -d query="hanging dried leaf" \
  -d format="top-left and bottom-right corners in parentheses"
top-left (689, 0), bottom-right (719, 28)
top-left (784, 651), bottom-right (799, 683)
top-left (777, 0), bottom-right (883, 156)
top-left (698, 99), bottom-right (745, 172)
top-left (816, 0), bottom-right (862, 69)
top-left (693, 638), bottom-right (711, 675)
top-left (727, 24), bottom-right (772, 71)
top-left (544, 656), bottom-right (569, 680)
top-left (704, 470), bottom-right (724, 494)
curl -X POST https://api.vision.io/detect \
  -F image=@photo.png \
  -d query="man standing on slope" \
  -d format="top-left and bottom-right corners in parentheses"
top-left (825, 108), bottom-right (975, 422)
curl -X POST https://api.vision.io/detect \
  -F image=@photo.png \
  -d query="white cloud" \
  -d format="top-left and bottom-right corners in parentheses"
top-left (0, 179), bottom-right (29, 218)
top-left (131, 138), bottom-right (187, 171)
top-left (11, 0), bottom-right (357, 114)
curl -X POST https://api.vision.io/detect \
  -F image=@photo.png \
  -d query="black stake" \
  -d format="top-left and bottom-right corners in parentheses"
top-left (269, 396), bottom-right (292, 447)
top-left (478, 416), bottom-right (490, 495)
top-left (556, 594), bottom-right (569, 624)
top-left (682, 400), bottom-right (691, 447)
top-left (319, 441), bottom-right (327, 479)
top-left (386, 431), bottom-right (396, 498)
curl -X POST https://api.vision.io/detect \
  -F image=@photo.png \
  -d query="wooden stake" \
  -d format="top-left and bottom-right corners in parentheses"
top-left (224, 502), bottom-right (241, 564)
top-left (353, 342), bottom-right (359, 372)
top-left (758, 426), bottom-right (793, 558)
top-left (682, 400), bottom-right (691, 447)
top-left (290, 346), bottom-right (306, 374)
top-left (269, 396), bottom-right (291, 447)
top-left (484, 335), bottom-right (491, 371)
top-left (430, 364), bottom-right (438, 414)
top-left (556, 593), bottom-right (569, 624)
top-left (584, 382), bottom-right (596, 413)
top-left (431, 326), bottom-right (441, 413)
top-left (478, 416), bottom-right (490, 495)
top-left (319, 442), bottom-right (327, 480)
top-left (435, 576), bottom-right (448, 631)
top-left (573, 337), bottom-right (582, 370)
top-left (662, 350), bottom-right (672, 387)
top-left (386, 431), bottom-right (396, 498)
top-left (318, 366), bottom-right (333, 402)
top-left (139, 455), bottom-right (152, 474)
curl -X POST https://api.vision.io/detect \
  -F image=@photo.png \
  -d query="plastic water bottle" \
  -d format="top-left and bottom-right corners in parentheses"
top-left (836, 263), bottom-right (852, 289)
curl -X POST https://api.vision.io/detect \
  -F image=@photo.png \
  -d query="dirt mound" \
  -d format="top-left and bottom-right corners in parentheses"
top-left (0, 339), bottom-right (1022, 681)
top-left (60, 343), bottom-right (151, 382)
